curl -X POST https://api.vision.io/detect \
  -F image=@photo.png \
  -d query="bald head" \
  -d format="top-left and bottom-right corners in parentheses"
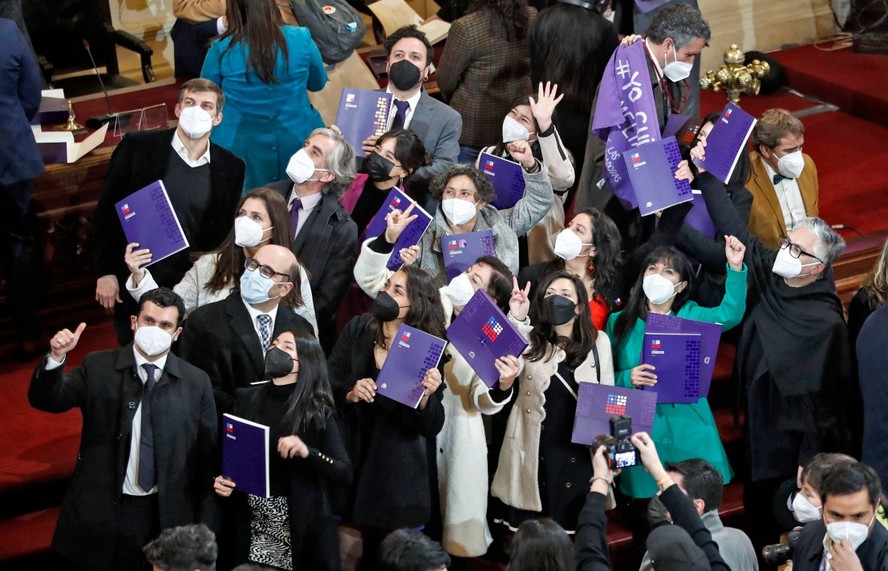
top-left (253, 244), bottom-right (298, 282)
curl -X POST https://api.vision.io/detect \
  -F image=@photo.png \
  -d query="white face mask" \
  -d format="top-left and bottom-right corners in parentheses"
top-left (286, 148), bottom-right (327, 184)
top-left (134, 325), bottom-right (175, 357)
top-left (791, 492), bottom-right (822, 524)
top-left (234, 216), bottom-right (271, 248)
top-left (553, 229), bottom-right (593, 261)
top-left (772, 248), bottom-right (819, 279)
top-left (643, 274), bottom-right (678, 306)
top-left (663, 44), bottom-right (693, 82)
top-left (442, 272), bottom-right (476, 307)
top-left (827, 518), bottom-right (873, 551)
top-left (777, 150), bottom-right (805, 179)
top-left (502, 115), bottom-right (530, 143)
top-left (178, 106), bottom-right (215, 139)
top-left (442, 198), bottom-right (477, 226)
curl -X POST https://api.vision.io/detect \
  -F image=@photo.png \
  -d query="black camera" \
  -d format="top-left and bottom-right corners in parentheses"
top-left (761, 528), bottom-right (802, 566)
top-left (593, 416), bottom-right (638, 469)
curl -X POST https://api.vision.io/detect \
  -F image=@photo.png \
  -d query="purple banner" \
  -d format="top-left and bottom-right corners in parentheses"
top-left (592, 41), bottom-right (661, 210)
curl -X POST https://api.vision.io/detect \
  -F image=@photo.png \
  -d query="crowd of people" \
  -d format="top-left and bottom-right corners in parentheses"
top-left (7, 0), bottom-right (888, 569)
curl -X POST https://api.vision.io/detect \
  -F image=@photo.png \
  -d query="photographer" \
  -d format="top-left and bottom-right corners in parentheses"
top-left (575, 433), bottom-right (730, 570)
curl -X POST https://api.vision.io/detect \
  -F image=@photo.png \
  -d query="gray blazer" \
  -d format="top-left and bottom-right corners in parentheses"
top-left (405, 90), bottom-right (463, 204)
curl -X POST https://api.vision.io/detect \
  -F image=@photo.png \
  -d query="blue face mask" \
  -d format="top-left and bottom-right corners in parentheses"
top-left (240, 268), bottom-right (284, 305)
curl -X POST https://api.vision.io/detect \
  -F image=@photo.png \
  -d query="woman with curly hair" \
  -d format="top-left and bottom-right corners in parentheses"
top-left (437, 0), bottom-right (536, 163)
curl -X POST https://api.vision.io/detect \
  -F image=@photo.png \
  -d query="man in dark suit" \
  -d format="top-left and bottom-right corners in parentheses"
top-left (790, 460), bottom-right (888, 570)
top-left (178, 244), bottom-right (314, 414)
top-left (360, 26), bottom-right (462, 210)
top-left (0, 17), bottom-right (44, 358)
top-left (28, 288), bottom-right (218, 571)
top-left (268, 128), bottom-right (358, 353)
top-left (93, 78), bottom-right (245, 345)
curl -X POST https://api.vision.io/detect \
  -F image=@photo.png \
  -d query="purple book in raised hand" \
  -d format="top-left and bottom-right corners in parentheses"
top-left (445, 290), bottom-right (528, 387)
top-left (644, 313), bottom-right (723, 401)
top-left (376, 324), bottom-right (447, 408)
top-left (572, 383), bottom-right (658, 446)
top-left (336, 88), bottom-right (392, 158)
top-left (115, 180), bottom-right (189, 267)
top-left (479, 152), bottom-right (526, 210)
top-left (693, 102), bottom-right (756, 184)
top-left (364, 187), bottom-right (433, 270)
top-left (221, 414), bottom-right (270, 498)
top-left (623, 136), bottom-right (693, 216)
top-left (441, 230), bottom-right (496, 282)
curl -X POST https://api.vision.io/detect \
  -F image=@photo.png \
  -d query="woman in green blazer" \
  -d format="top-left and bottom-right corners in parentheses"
top-left (605, 238), bottom-right (747, 500)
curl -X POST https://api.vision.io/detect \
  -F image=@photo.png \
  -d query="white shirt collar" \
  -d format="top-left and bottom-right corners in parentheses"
top-left (132, 344), bottom-right (169, 380)
top-left (386, 86), bottom-right (423, 114)
top-left (171, 131), bottom-right (211, 168)
top-left (288, 187), bottom-right (323, 211)
top-left (645, 38), bottom-right (665, 78)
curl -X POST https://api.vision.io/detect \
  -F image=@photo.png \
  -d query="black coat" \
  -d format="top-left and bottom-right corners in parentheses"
top-left (268, 180), bottom-right (358, 346)
top-left (328, 314), bottom-right (445, 529)
top-left (792, 518), bottom-right (888, 571)
top-left (28, 347), bottom-right (218, 571)
top-left (177, 293), bottom-right (314, 414)
top-left (857, 305), bottom-right (888, 485)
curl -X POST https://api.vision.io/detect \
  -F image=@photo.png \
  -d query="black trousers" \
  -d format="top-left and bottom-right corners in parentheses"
top-left (113, 494), bottom-right (160, 571)
top-left (0, 178), bottom-right (41, 343)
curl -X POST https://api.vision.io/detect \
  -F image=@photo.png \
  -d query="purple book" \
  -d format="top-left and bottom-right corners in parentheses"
top-left (693, 102), bottom-right (756, 184)
top-left (31, 96), bottom-right (68, 126)
top-left (364, 187), bottom-right (433, 270)
top-left (115, 181), bottom-right (189, 267)
top-left (221, 414), bottom-right (270, 498)
top-left (644, 313), bottom-right (723, 400)
top-left (376, 324), bottom-right (447, 408)
top-left (662, 113), bottom-right (703, 147)
top-left (336, 88), bottom-right (392, 158)
top-left (641, 332), bottom-right (702, 404)
top-left (445, 290), bottom-right (528, 387)
top-left (440, 230), bottom-right (496, 282)
top-left (623, 136), bottom-right (693, 216)
top-left (479, 152), bottom-right (526, 210)
top-left (685, 189), bottom-right (716, 239)
top-left (571, 383), bottom-right (658, 446)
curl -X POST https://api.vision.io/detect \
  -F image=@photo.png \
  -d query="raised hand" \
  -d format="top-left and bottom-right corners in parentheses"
top-left (421, 367), bottom-right (443, 396)
top-left (674, 159), bottom-right (694, 184)
top-left (724, 235), bottom-right (746, 271)
top-left (124, 242), bottom-right (151, 285)
top-left (508, 277), bottom-right (532, 321)
top-left (384, 201), bottom-right (418, 244)
top-left (214, 475), bottom-right (236, 497)
top-left (505, 140), bottom-right (536, 170)
top-left (494, 355), bottom-right (520, 391)
top-left (528, 81), bottom-right (564, 133)
top-left (49, 322), bottom-right (87, 362)
top-left (347, 377), bottom-right (377, 404)
top-left (96, 275), bottom-right (121, 313)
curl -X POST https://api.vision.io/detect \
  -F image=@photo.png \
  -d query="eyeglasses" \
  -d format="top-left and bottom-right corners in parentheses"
top-left (778, 235), bottom-right (822, 262)
top-left (244, 258), bottom-right (290, 281)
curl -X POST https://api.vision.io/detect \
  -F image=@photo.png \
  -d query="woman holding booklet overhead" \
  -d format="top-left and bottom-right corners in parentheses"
top-left (490, 271), bottom-right (614, 534)
top-left (604, 242), bottom-right (747, 504)
top-left (328, 264), bottom-right (447, 569)
top-left (213, 328), bottom-right (352, 571)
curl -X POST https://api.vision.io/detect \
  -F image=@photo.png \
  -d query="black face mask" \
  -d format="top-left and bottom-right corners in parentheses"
top-left (388, 60), bottom-right (422, 91)
top-left (540, 295), bottom-right (577, 326)
top-left (372, 291), bottom-right (404, 322)
top-left (264, 346), bottom-right (295, 379)
top-left (365, 151), bottom-right (396, 182)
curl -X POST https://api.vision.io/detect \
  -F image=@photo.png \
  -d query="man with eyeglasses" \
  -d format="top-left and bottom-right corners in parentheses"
top-left (690, 166), bottom-right (854, 554)
top-left (178, 244), bottom-right (313, 414)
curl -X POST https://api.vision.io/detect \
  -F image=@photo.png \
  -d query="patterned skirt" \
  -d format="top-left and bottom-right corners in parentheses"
top-left (247, 494), bottom-right (292, 570)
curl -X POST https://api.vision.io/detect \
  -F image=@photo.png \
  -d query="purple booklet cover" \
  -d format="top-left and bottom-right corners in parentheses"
top-left (376, 324), bottom-right (447, 408)
top-left (479, 152), bottom-right (526, 210)
top-left (336, 88), bottom-right (392, 158)
top-left (685, 189), bottom-right (716, 239)
top-left (364, 187), bottom-right (433, 270)
top-left (31, 96), bottom-right (68, 126)
top-left (441, 230), bottom-right (496, 281)
top-left (115, 181), bottom-right (189, 267)
top-left (221, 414), bottom-right (270, 498)
top-left (645, 313), bottom-right (723, 399)
top-left (641, 332), bottom-right (702, 404)
top-left (445, 290), bottom-right (528, 387)
top-left (693, 102), bottom-right (756, 184)
top-left (571, 383), bottom-right (658, 446)
top-left (662, 113), bottom-right (703, 147)
top-left (623, 136), bottom-right (693, 216)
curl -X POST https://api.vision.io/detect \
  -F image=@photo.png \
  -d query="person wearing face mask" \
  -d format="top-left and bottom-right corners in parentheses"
top-left (122, 187), bottom-right (318, 334)
top-left (177, 244), bottom-right (313, 415)
top-left (93, 79), bottom-right (245, 346)
top-left (28, 288), bottom-right (218, 571)
top-left (477, 83), bottom-right (576, 264)
top-left (605, 243), bottom-right (746, 550)
top-left (746, 108), bottom-right (819, 251)
top-left (517, 208), bottom-right (623, 330)
top-left (490, 271), bottom-right (615, 536)
top-left (328, 266), bottom-right (447, 569)
top-left (200, 0), bottom-right (327, 190)
top-left (360, 26), bottom-right (463, 212)
top-left (213, 329), bottom-right (351, 571)
top-left (436, 0), bottom-right (536, 164)
top-left (789, 460), bottom-right (888, 571)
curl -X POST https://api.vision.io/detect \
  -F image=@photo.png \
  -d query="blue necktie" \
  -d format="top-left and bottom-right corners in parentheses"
top-left (391, 100), bottom-right (410, 131)
top-left (139, 363), bottom-right (158, 491)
